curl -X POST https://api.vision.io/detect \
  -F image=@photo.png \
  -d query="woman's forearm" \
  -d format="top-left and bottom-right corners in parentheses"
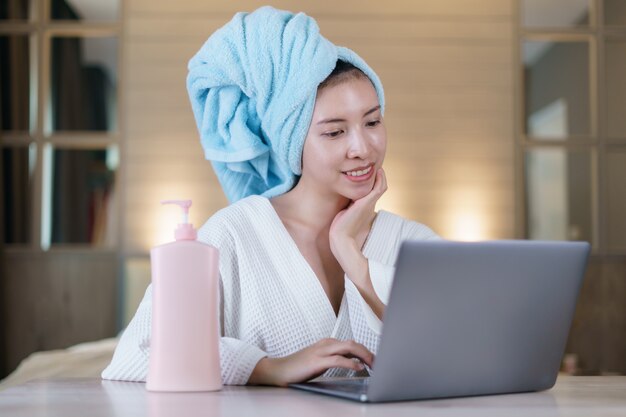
top-left (333, 238), bottom-right (385, 320)
top-left (352, 273), bottom-right (385, 320)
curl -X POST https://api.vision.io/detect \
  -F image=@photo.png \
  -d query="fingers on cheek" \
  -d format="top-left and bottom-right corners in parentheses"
top-left (379, 176), bottom-right (387, 194)
top-left (373, 170), bottom-right (382, 190)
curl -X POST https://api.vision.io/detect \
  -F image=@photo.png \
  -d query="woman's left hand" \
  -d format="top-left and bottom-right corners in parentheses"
top-left (330, 168), bottom-right (387, 318)
top-left (329, 168), bottom-right (387, 266)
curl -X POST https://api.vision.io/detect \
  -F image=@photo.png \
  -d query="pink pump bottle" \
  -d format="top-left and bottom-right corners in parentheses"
top-left (146, 199), bottom-right (222, 392)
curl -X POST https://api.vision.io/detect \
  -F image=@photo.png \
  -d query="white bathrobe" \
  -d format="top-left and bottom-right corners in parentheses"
top-left (101, 195), bottom-right (439, 385)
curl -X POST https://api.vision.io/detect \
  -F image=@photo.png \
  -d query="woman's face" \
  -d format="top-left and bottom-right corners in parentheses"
top-left (301, 76), bottom-right (387, 201)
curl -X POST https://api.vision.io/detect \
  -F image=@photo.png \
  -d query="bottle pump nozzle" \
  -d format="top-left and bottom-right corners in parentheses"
top-left (161, 199), bottom-right (197, 241)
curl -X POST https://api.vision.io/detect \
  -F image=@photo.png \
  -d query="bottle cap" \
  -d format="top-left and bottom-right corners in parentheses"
top-left (161, 199), bottom-right (197, 241)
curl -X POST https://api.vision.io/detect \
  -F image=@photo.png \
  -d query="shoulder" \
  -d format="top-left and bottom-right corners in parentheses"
top-left (364, 210), bottom-right (440, 265)
top-left (197, 195), bottom-right (268, 248)
top-left (372, 210), bottom-right (440, 242)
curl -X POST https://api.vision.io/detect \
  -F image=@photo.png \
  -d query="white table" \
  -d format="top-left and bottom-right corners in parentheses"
top-left (1, 376), bottom-right (625, 416)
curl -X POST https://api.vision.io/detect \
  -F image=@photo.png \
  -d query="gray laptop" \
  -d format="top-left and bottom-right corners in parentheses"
top-left (290, 240), bottom-right (590, 403)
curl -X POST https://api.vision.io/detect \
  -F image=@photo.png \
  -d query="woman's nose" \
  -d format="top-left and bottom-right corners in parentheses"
top-left (347, 130), bottom-right (371, 159)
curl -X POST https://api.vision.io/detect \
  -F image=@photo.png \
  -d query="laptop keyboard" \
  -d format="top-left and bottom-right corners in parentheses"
top-left (307, 378), bottom-right (370, 394)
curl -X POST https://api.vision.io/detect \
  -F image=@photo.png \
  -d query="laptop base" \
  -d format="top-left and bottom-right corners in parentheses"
top-left (289, 377), bottom-right (370, 402)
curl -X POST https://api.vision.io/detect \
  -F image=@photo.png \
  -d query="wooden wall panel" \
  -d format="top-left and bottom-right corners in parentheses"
top-left (128, 0), bottom-right (512, 17)
top-left (123, 0), bottom-right (516, 253)
top-left (2, 252), bottom-right (117, 373)
top-left (566, 258), bottom-right (626, 375)
top-left (119, 1), bottom-right (626, 375)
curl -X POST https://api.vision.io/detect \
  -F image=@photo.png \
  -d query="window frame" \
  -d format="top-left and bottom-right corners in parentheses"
top-left (515, 0), bottom-right (626, 255)
top-left (0, 0), bottom-right (123, 251)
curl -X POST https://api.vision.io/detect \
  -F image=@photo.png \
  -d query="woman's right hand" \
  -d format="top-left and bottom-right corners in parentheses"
top-left (248, 338), bottom-right (374, 387)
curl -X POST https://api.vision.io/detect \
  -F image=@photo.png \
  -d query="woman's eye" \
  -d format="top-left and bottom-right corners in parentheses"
top-left (324, 130), bottom-right (343, 138)
top-left (367, 120), bottom-right (381, 127)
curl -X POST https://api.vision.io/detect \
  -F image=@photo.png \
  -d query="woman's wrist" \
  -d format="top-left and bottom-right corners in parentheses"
top-left (331, 235), bottom-right (360, 266)
top-left (248, 357), bottom-right (279, 386)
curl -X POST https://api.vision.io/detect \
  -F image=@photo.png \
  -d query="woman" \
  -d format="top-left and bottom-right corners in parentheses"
top-left (102, 7), bottom-right (439, 387)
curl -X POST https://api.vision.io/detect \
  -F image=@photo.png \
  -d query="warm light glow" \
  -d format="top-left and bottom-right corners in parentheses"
top-left (143, 183), bottom-right (197, 250)
top-left (441, 188), bottom-right (491, 241)
top-left (448, 210), bottom-right (485, 241)
top-left (154, 208), bottom-right (179, 247)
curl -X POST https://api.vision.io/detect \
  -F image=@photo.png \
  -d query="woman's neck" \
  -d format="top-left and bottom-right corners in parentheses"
top-left (270, 180), bottom-right (349, 235)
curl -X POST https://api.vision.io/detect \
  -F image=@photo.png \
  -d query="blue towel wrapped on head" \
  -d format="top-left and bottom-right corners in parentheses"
top-left (187, 6), bottom-right (385, 203)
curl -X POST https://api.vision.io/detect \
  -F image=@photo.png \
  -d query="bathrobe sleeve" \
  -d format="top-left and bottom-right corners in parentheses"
top-left (101, 214), bottom-right (268, 386)
top-left (206, 218), bottom-right (270, 384)
top-left (100, 284), bottom-right (267, 385)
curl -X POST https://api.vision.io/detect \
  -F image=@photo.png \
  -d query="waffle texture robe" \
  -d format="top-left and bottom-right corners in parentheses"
top-left (101, 195), bottom-right (439, 384)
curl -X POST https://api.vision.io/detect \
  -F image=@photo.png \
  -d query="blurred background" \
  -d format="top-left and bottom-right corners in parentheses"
top-left (0, 0), bottom-right (624, 380)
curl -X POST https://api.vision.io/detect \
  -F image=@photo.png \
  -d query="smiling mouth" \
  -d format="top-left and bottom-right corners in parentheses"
top-left (341, 164), bottom-right (376, 183)
top-left (342, 164), bottom-right (373, 177)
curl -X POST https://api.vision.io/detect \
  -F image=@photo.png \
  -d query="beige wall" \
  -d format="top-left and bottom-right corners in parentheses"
top-left (122, 0), bottom-right (516, 255)
top-left (118, 0), bottom-right (626, 376)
